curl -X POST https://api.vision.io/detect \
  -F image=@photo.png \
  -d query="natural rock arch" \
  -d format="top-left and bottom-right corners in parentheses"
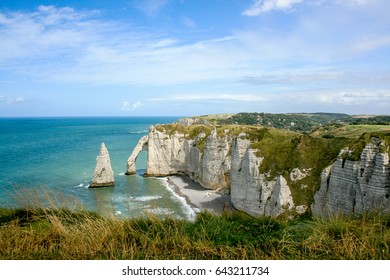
top-left (126, 135), bottom-right (148, 175)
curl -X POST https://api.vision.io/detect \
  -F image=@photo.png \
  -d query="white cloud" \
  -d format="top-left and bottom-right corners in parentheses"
top-left (181, 16), bottom-right (196, 29)
top-left (334, 0), bottom-right (377, 6)
top-left (0, 3), bottom-right (389, 96)
top-left (242, 68), bottom-right (390, 86)
top-left (134, 0), bottom-right (169, 16)
top-left (304, 89), bottom-right (390, 106)
top-left (243, 0), bottom-right (380, 16)
top-left (351, 35), bottom-right (390, 53)
top-left (0, 5), bottom-right (101, 62)
top-left (0, 95), bottom-right (26, 104)
top-left (151, 38), bottom-right (178, 48)
top-left (0, 6), bottom-right (250, 86)
top-left (121, 101), bottom-right (142, 111)
top-left (243, 0), bottom-right (305, 16)
top-left (149, 94), bottom-right (268, 103)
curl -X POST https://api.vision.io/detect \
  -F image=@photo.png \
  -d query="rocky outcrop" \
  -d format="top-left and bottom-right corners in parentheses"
top-left (230, 135), bottom-right (294, 217)
top-left (312, 138), bottom-right (390, 217)
top-left (126, 135), bottom-right (148, 175)
top-left (198, 128), bottom-right (231, 189)
top-left (90, 143), bottom-right (115, 188)
top-left (290, 167), bottom-right (311, 181)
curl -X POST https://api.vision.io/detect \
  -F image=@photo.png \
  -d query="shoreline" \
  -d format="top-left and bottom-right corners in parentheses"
top-left (165, 175), bottom-right (231, 216)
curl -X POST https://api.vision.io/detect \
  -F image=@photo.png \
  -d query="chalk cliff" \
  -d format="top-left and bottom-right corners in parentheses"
top-left (127, 124), bottom-right (390, 218)
top-left (230, 135), bottom-right (295, 217)
top-left (127, 125), bottom-right (295, 217)
top-left (127, 125), bottom-right (231, 190)
top-left (90, 143), bottom-right (115, 188)
top-left (311, 138), bottom-right (390, 217)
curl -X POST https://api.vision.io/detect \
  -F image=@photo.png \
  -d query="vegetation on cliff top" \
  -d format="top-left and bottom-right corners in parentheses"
top-left (178, 112), bottom-right (390, 132)
top-left (219, 112), bottom-right (352, 132)
top-left (1, 207), bottom-right (389, 260)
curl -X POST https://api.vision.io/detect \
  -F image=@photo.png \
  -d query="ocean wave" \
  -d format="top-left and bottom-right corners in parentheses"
top-left (145, 207), bottom-right (175, 215)
top-left (110, 196), bottom-right (131, 204)
top-left (132, 195), bottom-right (162, 202)
top-left (118, 172), bottom-right (126, 176)
top-left (129, 130), bottom-right (148, 134)
top-left (74, 183), bottom-right (89, 189)
top-left (158, 177), bottom-right (198, 221)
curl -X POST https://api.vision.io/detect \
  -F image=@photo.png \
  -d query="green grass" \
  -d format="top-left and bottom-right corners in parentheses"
top-left (312, 124), bottom-right (390, 139)
top-left (1, 207), bottom-right (389, 260)
top-left (244, 128), bottom-right (350, 206)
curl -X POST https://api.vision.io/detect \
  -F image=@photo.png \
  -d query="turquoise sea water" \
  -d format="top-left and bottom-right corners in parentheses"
top-left (0, 117), bottom-right (195, 219)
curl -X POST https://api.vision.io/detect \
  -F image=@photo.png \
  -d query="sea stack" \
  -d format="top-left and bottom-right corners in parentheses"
top-left (90, 142), bottom-right (115, 188)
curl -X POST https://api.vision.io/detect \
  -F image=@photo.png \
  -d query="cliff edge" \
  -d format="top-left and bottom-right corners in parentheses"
top-left (127, 123), bottom-right (390, 218)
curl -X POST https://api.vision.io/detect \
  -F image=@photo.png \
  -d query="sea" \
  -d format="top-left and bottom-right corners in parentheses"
top-left (0, 117), bottom-right (197, 220)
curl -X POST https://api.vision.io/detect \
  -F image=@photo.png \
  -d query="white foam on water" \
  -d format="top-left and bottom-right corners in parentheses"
top-left (132, 195), bottom-right (162, 202)
top-left (129, 130), bottom-right (148, 134)
top-left (118, 172), bottom-right (126, 176)
top-left (158, 177), bottom-right (198, 221)
top-left (74, 183), bottom-right (89, 189)
top-left (145, 208), bottom-right (175, 215)
top-left (111, 196), bottom-right (130, 204)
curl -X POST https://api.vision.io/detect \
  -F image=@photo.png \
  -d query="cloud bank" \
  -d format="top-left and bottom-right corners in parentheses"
top-left (0, 1), bottom-right (389, 116)
top-left (243, 0), bottom-right (305, 15)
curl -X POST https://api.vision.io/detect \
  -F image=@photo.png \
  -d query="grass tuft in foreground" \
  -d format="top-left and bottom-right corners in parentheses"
top-left (0, 208), bottom-right (389, 260)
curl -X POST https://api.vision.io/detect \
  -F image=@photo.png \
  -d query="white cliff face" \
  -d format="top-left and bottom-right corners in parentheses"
top-left (312, 138), bottom-right (390, 217)
top-left (230, 136), bottom-right (294, 218)
top-left (90, 143), bottom-right (115, 188)
top-left (199, 128), bottom-right (231, 189)
top-left (127, 125), bottom-right (390, 218)
top-left (146, 126), bottom-right (188, 176)
top-left (144, 126), bottom-right (231, 190)
top-left (146, 126), bottom-right (175, 175)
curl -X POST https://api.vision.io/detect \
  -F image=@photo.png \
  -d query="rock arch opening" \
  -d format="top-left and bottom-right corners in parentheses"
top-left (126, 135), bottom-right (148, 175)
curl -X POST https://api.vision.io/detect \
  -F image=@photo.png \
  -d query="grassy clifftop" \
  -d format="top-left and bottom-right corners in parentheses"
top-left (178, 112), bottom-right (390, 132)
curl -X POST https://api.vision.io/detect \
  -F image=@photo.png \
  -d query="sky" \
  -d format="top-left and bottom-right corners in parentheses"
top-left (0, 0), bottom-right (389, 117)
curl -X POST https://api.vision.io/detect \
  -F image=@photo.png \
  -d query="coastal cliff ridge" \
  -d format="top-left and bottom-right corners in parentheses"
top-left (127, 113), bottom-right (390, 218)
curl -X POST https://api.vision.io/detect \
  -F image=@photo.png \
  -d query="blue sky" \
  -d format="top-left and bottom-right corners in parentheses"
top-left (0, 0), bottom-right (389, 117)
